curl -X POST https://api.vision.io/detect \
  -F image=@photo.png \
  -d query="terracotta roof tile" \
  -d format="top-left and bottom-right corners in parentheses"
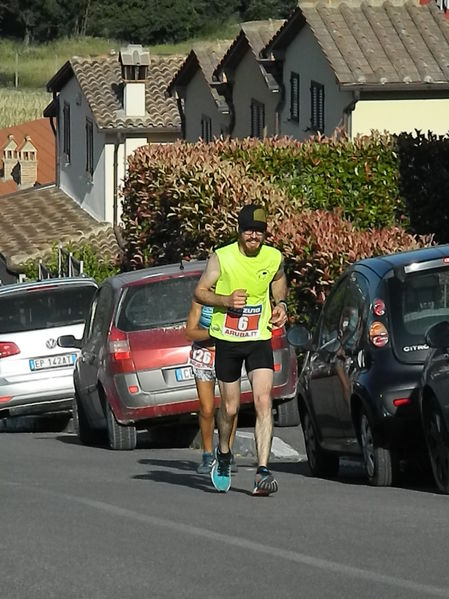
top-left (0, 118), bottom-right (55, 197)
top-left (0, 186), bottom-right (121, 272)
top-left (69, 53), bottom-right (185, 130)
top-left (297, 0), bottom-right (449, 88)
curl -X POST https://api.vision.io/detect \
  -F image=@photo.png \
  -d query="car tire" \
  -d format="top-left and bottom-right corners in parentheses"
top-left (422, 397), bottom-right (449, 494)
top-left (72, 392), bottom-right (103, 446)
top-left (302, 404), bottom-right (339, 478)
top-left (105, 402), bottom-right (137, 450)
top-left (274, 397), bottom-right (301, 427)
top-left (358, 408), bottom-right (394, 487)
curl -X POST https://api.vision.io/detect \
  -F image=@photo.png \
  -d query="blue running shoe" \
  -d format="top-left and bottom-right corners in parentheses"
top-left (210, 448), bottom-right (232, 492)
top-left (197, 452), bottom-right (215, 474)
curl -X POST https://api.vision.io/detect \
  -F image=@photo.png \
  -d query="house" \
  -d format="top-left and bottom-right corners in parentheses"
top-left (0, 118), bottom-right (55, 196)
top-left (264, 0), bottom-right (449, 139)
top-left (212, 20), bottom-right (285, 139)
top-left (167, 41), bottom-right (233, 142)
top-left (0, 186), bottom-right (121, 284)
top-left (44, 45), bottom-right (184, 226)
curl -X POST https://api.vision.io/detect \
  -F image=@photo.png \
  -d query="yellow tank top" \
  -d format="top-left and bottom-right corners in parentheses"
top-left (209, 241), bottom-right (282, 342)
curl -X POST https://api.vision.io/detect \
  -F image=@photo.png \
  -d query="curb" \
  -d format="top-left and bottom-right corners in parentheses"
top-left (191, 428), bottom-right (305, 462)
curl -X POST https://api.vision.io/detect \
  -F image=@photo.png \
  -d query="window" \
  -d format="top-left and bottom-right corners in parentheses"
top-left (85, 118), bottom-right (93, 176)
top-left (250, 99), bottom-right (265, 138)
top-left (310, 81), bottom-right (324, 132)
top-left (290, 72), bottom-right (300, 121)
top-left (63, 102), bottom-right (70, 162)
top-left (201, 115), bottom-right (212, 142)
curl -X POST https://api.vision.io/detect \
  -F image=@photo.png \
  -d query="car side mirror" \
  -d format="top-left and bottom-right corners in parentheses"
top-left (425, 321), bottom-right (449, 349)
top-left (58, 334), bottom-right (82, 349)
top-left (287, 325), bottom-right (312, 350)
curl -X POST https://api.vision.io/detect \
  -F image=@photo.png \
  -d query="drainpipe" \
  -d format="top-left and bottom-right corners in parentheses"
top-left (50, 91), bottom-right (59, 187)
top-left (343, 90), bottom-right (360, 138)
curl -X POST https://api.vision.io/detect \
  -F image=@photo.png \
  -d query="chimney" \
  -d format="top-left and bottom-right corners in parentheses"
top-left (119, 44), bottom-right (149, 117)
top-left (18, 135), bottom-right (38, 189)
top-left (2, 134), bottom-right (18, 181)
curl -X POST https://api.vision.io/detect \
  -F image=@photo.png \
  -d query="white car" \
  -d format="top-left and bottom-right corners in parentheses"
top-left (0, 277), bottom-right (97, 419)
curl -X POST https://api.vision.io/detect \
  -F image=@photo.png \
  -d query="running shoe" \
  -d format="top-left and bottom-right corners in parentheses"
top-left (252, 467), bottom-right (278, 496)
top-left (197, 451), bottom-right (215, 474)
top-left (231, 454), bottom-right (238, 474)
top-left (210, 448), bottom-right (232, 492)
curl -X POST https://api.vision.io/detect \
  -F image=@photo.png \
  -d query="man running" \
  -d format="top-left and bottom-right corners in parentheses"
top-left (194, 204), bottom-right (288, 495)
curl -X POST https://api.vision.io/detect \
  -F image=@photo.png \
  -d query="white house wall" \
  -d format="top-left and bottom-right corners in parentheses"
top-left (351, 98), bottom-right (449, 136)
top-left (184, 70), bottom-right (229, 141)
top-left (232, 51), bottom-right (280, 138)
top-left (279, 25), bottom-right (353, 139)
top-left (58, 76), bottom-right (107, 221)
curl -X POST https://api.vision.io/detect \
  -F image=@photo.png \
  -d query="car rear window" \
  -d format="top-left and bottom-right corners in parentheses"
top-left (387, 268), bottom-right (449, 363)
top-left (0, 284), bottom-right (96, 334)
top-left (117, 275), bottom-right (201, 331)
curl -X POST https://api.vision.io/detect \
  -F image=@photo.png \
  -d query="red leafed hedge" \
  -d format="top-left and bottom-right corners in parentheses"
top-left (120, 136), bottom-right (432, 322)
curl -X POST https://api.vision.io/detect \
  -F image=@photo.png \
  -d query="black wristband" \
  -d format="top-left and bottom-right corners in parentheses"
top-left (276, 300), bottom-right (288, 313)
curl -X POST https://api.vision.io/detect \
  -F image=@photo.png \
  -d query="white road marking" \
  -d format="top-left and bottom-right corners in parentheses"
top-left (8, 481), bottom-right (449, 598)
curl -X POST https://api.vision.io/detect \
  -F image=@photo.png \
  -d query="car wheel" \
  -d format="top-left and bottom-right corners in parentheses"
top-left (303, 405), bottom-right (339, 477)
top-left (105, 402), bottom-right (137, 450)
top-left (274, 397), bottom-right (300, 427)
top-left (358, 409), bottom-right (394, 487)
top-left (422, 398), bottom-right (449, 494)
top-left (72, 392), bottom-right (103, 446)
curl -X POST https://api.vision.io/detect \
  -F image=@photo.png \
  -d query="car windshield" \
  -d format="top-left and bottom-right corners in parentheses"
top-left (117, 274), bottom-right (201, 331)
top-left (0, 284), bottom-right (96, 334)
top-left (388, 267), bottom-right (449, 362)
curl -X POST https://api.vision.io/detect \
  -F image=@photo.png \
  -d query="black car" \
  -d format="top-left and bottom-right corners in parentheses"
top-left (419, 320), bottom-right (449, 494)
top-left (288, 244), bottom-right (449, 486)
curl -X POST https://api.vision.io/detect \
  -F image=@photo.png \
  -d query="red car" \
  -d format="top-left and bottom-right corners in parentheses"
top-left (58, 261), bottom-right (298, 449)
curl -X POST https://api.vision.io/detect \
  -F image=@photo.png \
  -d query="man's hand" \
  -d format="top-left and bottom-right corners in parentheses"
top-left (270, 303), bottom-right (288, 327)
top-left (226, 289), bottom-right (248, 309)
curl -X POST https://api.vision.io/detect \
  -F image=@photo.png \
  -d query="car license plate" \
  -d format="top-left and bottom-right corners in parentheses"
top-left (175, 366), bottom-right (194, 381)
top-left (29, 353), bottom-right (77, 371)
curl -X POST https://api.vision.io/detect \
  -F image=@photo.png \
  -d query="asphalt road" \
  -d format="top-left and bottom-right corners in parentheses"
top-left (1, 418), bottom-right (449, 599)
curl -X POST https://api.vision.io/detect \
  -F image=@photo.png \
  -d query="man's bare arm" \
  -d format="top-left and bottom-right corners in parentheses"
top-left (194, 253), bottom-right (247, 309)
top-left (270, 259), bottom-right (288, 327)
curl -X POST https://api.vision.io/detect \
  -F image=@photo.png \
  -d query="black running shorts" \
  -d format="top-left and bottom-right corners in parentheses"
top-left (214, 338), bottom-right (274, 383)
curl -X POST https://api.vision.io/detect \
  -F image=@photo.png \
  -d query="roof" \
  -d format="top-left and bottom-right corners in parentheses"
top-left (214, 20), bottom-right (285, 77)
top-left (0, 186), bottom-right (122, 272)
top-left (268, 0), bottom-right (449, 91)
top-left (105, 259), bottom-right (206, 289)
top-left (47, 53), bottom-right (185, 131)
top-left (167, 41), bottom-right (232, 94)
top-left (0, 118), bottom-right (55, 197)
top-left (356, 243), bottom-right (449, 278)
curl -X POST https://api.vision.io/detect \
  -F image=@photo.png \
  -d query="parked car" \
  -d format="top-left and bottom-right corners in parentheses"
top-left (418, 320), bottom-right (449, 494)
top-left (287, 244), bottom-right (449, 486)
top-left (0, 277), bottom-right (98, 420)
top-left (59, 260), bottom-right (298, 450)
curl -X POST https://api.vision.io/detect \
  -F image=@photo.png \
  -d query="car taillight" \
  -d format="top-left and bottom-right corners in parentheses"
top-left (108, 327), bottom-right (136, 374)
top-left (271, 326), bottom-right (286, 351)
top-left (0, 342), bottom-right (20, 359)
top-left (369, 321), bottom-right (389, 348)
top-left (393, 397), bottom-right (411, 407)
top-left (373, 298), bottom-right (386, 317)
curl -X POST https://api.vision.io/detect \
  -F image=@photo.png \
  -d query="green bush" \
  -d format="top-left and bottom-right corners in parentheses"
top-left (120, 136), bottom-right (431, 322)
top-left (21, 242), bottom-right (120, 283)
top-left (396, 130), bottom-right (449, 244)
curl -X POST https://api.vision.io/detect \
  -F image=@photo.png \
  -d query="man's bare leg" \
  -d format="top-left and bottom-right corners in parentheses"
top-left (217, 379), bottom-right (241, 453)
top-left (248, 368), bottom-right (274, 467)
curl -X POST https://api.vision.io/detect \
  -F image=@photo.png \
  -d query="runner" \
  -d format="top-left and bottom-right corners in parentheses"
top-left (194, 204), bottom-right (288, 495)
top-left (185, 300), bottom-right (237, 474)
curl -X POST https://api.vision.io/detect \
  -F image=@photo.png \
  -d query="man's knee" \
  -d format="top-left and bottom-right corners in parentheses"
top-left (253, 393), bottom-right (272, 415)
